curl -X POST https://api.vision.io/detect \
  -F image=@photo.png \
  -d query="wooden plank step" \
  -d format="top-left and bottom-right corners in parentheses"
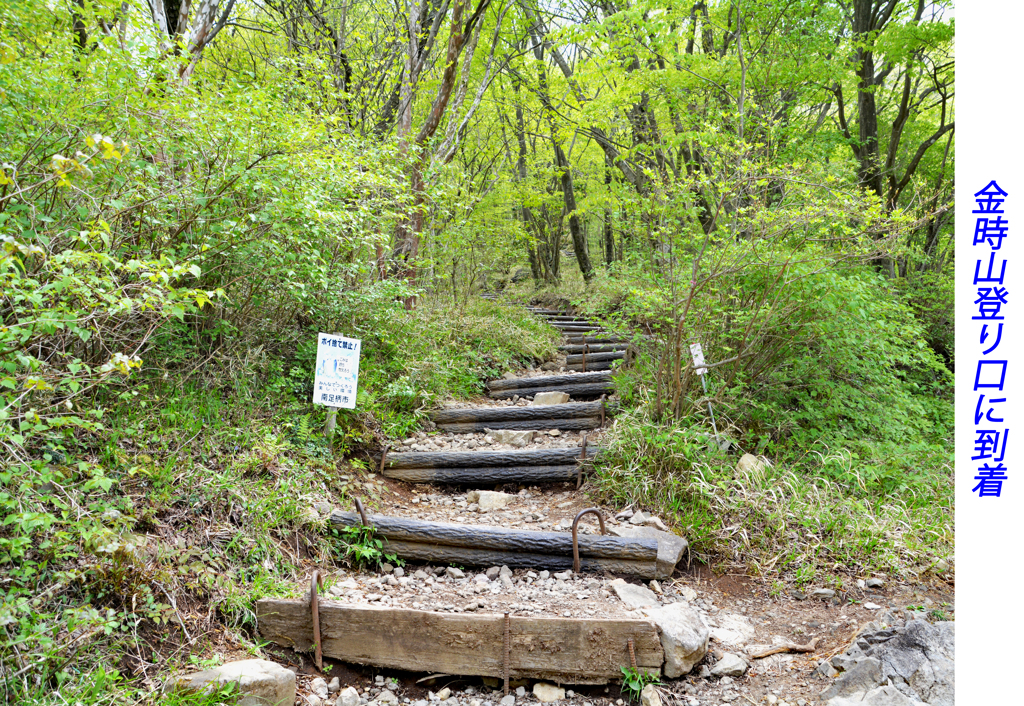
top-left (487, 371), bottom-right (612, 392)
top-left (382, 446), bottom-right (598, 469)
top-left (432, 401), bottom-right (605, 424)
top-left (565, 336), bottom-right (627, 345)
top-left (559, 343), bottom-right (631, 354)
top-left (565, 351), bottom-right (625, 364)
top-left (435, 417), bottom-right (601, 433)
top-left (489, 381), bottom-right (614, 400)
top-left (565, 362), bottom-right (616, 372)
top-left (256, 601), bottom-right (663, 683)
top-left (330, 512), bottom-right (657, 562)
top-left (382, 464), bottom-right (583, 484)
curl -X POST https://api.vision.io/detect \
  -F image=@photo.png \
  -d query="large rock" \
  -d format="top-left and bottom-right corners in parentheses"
top-left (826, 685), bottom-right (928, 706)
top-left (640, 684), bottom-right (662, 706)
top-left (641, 603), bottom-right (709, 677)
top-left (707, 612), bottom-right (757, 647)
top-left (165, 659), bottom-right (295, 706)
top-left (609, 579), bottom-right (659, 609)
top-left (337, 687), bottom-right (360, 706)
top-left (487, 429), bottom-right (535, 447)
top-left (823, 621), bottom-right (954, 706)
top-left (466, 490), bottom-right (514, 511)
top-left (531, 391), bottom-right (570, 405)
top-left (533, 683), bottom-right (565, 702)
top-left (608, 525), bottom-right (688, 579)
top-left (736, 453), bottom-right (766, 473)
top-left (709, 652), bottom-right (747, 677)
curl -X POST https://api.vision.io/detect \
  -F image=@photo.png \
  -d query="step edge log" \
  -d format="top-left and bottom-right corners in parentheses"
top-left (432, 401), bottom-right (604, 424)
top-left (382, 464), bottom-right (582, 484)
top-left (487, 371), bottom-right (612, 392)
top-left (382, 446), bottom-right (599, 469)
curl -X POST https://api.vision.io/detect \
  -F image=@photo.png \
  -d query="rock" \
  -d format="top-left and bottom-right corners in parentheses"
top-left (629, 511), bottom-right (648, 525)
top-left (553, 571), bottom-right (572, 581)
top-left (500, 574), bottom-right (514, 590)
top-left (531, 391), bottom-right (569, 405)
top-left (640, 685), bottom-right (661, 706)
top-left (500, 696), bottom-right (516, 706)
top-left (488, 430), bottom-right (535, 447)
top-left (533, 683), bottom-right (565, 703)
top-left (538, 570), bottom-right (550, 580)
top-left (381, 563), bottom-right (395, 574)
top-left (710, 653), bottom-right (747, 677)
top-left (822, 658), bottom-right (884, 701)
top-left (466, 490), bottom-right (514, 511)
top-left (499, 565), bottom-right (513, 578)
top-left (540, 362), bottom-right (559, 372)
top-left (616, 509), bottom-right (634, 520)
top-left (736, 454), bottom-right (766, 473)
top-left (165, 659), bottom-right (295, 706)
top-left (706, 612), bottom-right (757, 647)
top-left (328, 678), bottom-right (341, 694)
top-left (679, 587), bottom-right (697, 602)
top-left (377, 691), bottom-right (399, 705)
top-left (516, 686), bottom-right (526, 697)
top-left (414, 570), bottom-right (429, 580)
top-left (312, 678), bottom-right (330, 698)
top-left (816, 661), bottom-right (839, 678)
top-left (610, 579), bottom-right (659, 609)
top-left (437, 688), bottom-right (452, 700)
top-left (446, 567), bottom-right (465, 579)
top-left (825, 685), bottom-right (926, 706)
top-left (644, 516), bottom-right (669, 532)
top-left (811, 588), bottom-right (836, 599)
top-left (337, 687), bottom-right (360, 706)
top-left (864, 603), bottom-right (882, 611)
top-left (641, 603), bottom-right (709, 677)
top-left (315, 502), bottom-right (334, 516)
top-left (308, 696), bottom-right (322, 706)
top-left (486, 567), bottom-right (501, 580)
top-left (649, 580), bottom-right (663, 595)
top-left (503, 372), bottom-right (518, 380)
top-left (607, 526), bottom-right (688, 579)
top-left (393, 567), bottom-right (405, 578)
top-left (865, 578), bottom-right (885, 589)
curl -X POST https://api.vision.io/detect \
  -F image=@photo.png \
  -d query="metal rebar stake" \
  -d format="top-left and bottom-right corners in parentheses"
top-left (700, 373), bottom-right (719, 441)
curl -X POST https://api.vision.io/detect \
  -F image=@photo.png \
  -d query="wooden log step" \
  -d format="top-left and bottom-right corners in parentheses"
top-left (382, 464), bottom-right (582, 484)
top-left (565, 336), bottom-right (627, 344)
top-left (543, 316), bottom-right (591, 322)
top-left (565, 351), bottom-right (626, 364)
top-left (526, 308), bottom-right (564, 315)
top-left (382, 446), bottom-right (599, 469)
top-left (374, 540), bottom-right (657, 577)
top-left (549, 321), bottom-right (601, 328)
top-left (435, 417), bottom-right (601, 433)
top-left (559, 343), bottom-right (631, 354)
top-left (565, 362), bottom-right (617, 372)
top-left (489, 382), bottom-right (614, 400)
top-left (553, 327), bottom-right (605, 334)
top-left (487, 371), bottom-right (612, 392)
top-left (330, 512), bottom-right (657, 562)
top-left (432, 401), bottom-right (605, 424)
top-left (256, 600), bottom-right (663, 683)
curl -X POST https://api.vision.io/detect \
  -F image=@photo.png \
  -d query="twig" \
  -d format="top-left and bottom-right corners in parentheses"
top-left (747, 637), bottom-right (819, 659)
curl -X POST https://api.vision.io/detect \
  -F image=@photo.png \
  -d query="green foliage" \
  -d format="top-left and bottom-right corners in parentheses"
top-left (328, 524), bottom-right (401, 570)
top-left (619, 666), bottom-right (662, 702)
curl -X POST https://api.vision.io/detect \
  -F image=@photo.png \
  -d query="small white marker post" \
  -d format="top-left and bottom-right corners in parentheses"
top-left (312, 333), bottom-right (362, 439)
top-left (689, 342), bottom-right (719, 443)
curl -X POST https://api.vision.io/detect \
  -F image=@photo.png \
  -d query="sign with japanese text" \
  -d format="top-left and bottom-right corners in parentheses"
top-left (690, 343), bottom-right (707, 376)
top-left (313, 333), bottom-right (361, 409)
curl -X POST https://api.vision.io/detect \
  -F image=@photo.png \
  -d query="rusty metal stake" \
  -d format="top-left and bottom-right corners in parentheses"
top-left (310, 571), bottom-right (325, 671)
top-left (571, 508), bottom-right (607, 573)
top-left (576, 433), bottom-right (589, 489)
top-left (599, 394), bottom-right (606, 428)
top-left (354, 498), bottom-right (369, 526)
top-left (503, 612), bottom-right (511, 695)
top-left (628, 638), bottom-right (637, 670)
top-left (378, 444), bottom-right (391, 475)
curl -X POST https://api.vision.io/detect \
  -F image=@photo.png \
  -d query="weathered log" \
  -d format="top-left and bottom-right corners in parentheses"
top-left (330, 512), bottom-right (657, 561)
top-left (550, 323), bottom-right (602, 330)
top-left (526, 308), bottom-right (564, 315)
top-left (565, 336), bottom-right (627, 344)
top-left (256, 600), bottom-right (663, 683)
top-left (565, 351), bottom-right (625, 364)
top-left (382, 446), bottom-right (599, 469)
top-left (489, 382), bottom-right (614, 399)
top-left (432, 401), bottom-right (605, 424)
top-left (382, 464), bottom-right (583, 484)
top-left (559, 343), bottom-right (631, 354)
top-left (374, 540), bottom-right (657, 577)
top-left (430, 399), bottom-right (602, 422)
top-left (487, 371), bottom-right (611, 392)
top-left (565, 362), bottom-right (616, 372)
top-left (435, 417), bottom-right (601, 433)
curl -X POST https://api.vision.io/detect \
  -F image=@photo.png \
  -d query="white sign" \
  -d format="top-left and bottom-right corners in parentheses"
top-left (689, 343), bottom-right (707, 376)
top-left (313, 333), bottom-right (361, 408)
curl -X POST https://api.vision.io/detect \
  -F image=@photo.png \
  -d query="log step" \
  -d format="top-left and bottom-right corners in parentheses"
top-left (435, 417), bottom-right (601, 433)
top-left (256, 601), bottom-right (663, 683)
top-left (432, 401), bottom-right (605, 424)
top-left (559, 343), bottom-right (631, 354)
top-left (382, 446), bottom-right (599, 469)
top-left (487, 371), bottom-right (612, 392)
top-left (489, 381), bottom-right (614, 400)
top-left (330, 512), bottom-right (658, 575)
top-left (565, 351), bottom-right (625, 364)
top-left (382, 464), bottom-right (583, 484)
top-left (565, 336), bottom-right (628, 344)
top-left (565, 362), bottom-right (616, 372)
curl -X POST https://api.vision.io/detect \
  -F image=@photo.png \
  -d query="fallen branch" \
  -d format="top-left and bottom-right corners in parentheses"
top-left (747, 637), bottom-right (819, 659)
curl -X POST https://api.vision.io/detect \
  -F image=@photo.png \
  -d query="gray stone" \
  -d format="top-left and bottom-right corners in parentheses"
top-left (500, 574), bottom-right (514, 589)
top-left (516, 687), bottom-right (526, 697)
top-left (864, 602), bottom-right (882, 611)
top-left (312, 678), bottom-right (330, 697)
top-left (486, 567), bottom-right (501, 580)
top-left (811, 588), bottom-right (836, 599)
top-left (315, 502), bottom-right (334, 516)
top-left (437, 688), bottom-right (452, 700)
top-left (488, 430), bottom-right (535, 447)
top-left (610, 579), bottom-right (659, 609)
top-left (165, 659), bottom-right (295, 706)
top-left (531, 391), bottom-right (569, 405)
top-left (825, 685), bottom-right (927, 706)
top-left (533, 683), bottom-right (565, 703)
top-left (736, 454), bottom-right (766, 473)
top-left (640, 684), bottom-right (661, 706)
top-left (553, 571), bottom-right (572, 581)
top-left (816, 661), bottom-right (839, 678)
top-left (629, 511), bottom-right (648, 525)
top-left (377, 690), bottom-right (399, 705)
top-left (338, 687), bottom-right (360, 706)
top-left (328, 678), bottom-right (341, 694)
top-left (465, 491), bottom-right (514, 511)
top-left (500, 697), bottom-right (515, 706)
top-left (393, 567), bottom-right (405, 578)
top-left (641, 602), bottom-right (709, 677)
top-left (608, 525), bottom-right (688, 579)
top-left (538, 570), bottom-right (550, 580)
top-left (499, 565), bottom-right (513, 578)
top-left (644, 516), bottom-right (670, 532)
top-left (822, 658), bottom-right (884, 701)
top-left (865, 578), bottom-right (885, 589)
top-left (381, 563), bottom-right (395, 574)
top-left (709, 653), bottom-right (747, 677)
top-left (446, 567), bottom-right (465, 579)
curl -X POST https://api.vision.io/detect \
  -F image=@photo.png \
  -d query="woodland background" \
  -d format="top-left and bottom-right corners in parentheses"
top-left (0, 0), bottom-right (952, 702)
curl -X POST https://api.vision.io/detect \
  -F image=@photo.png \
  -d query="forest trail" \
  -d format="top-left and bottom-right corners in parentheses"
top-left (253, 299), bottom-right (954, 706)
